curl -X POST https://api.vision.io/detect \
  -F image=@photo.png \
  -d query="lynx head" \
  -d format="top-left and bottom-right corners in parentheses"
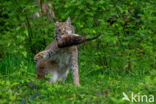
top-left (53, 17), bottom-right (101, 48)
top-left (54, 17), bottom-right (75, 39)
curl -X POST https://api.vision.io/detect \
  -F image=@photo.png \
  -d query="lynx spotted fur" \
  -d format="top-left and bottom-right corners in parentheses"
top-left (35, 17), bottom-right (80, 86)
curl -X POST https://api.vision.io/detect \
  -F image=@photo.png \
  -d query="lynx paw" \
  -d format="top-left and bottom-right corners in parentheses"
top-left (34, 51), bottom-right (46, 62)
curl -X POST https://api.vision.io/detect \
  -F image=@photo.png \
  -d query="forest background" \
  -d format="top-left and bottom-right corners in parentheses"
top-left (0, 0), bottom-right (155, 103)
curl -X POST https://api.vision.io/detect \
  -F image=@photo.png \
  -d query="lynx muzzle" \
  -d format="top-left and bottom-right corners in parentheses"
top-left (57, 33), bottom-right (101, 48)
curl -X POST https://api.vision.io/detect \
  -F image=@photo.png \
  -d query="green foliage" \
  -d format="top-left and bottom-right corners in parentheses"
top-left (0, 59), bottom-right (155, 103)
top-left (0, 0), bottom-right (155, 103)
top-left (0, 0), bottom-right (155, 72)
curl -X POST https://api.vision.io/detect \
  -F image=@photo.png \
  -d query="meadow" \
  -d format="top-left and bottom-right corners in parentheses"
top-left (0, 0), bottom-right (156, 103)
top-left (0, 52), bottom-right (155, 103)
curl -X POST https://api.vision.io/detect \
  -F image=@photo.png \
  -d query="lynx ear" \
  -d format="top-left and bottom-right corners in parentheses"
top-left (66, 17), bottom-right (71, 24)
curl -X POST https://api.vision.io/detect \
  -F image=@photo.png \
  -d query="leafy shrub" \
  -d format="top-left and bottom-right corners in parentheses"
top-left (0, 0), bottom-right (155, 103)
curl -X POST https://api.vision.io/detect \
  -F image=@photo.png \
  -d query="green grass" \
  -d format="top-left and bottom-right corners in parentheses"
top-left (0, 55), bottom-right (155, 104)
top-left (0, 55), bottom-right (35, 75)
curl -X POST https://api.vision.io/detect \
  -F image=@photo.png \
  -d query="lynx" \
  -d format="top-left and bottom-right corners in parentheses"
top-left (34, 17), bottom-right (101, 86)
top-left (35, 18), bottom-right (80, 85)
top-left (34, 2), bottom-right (101, 86)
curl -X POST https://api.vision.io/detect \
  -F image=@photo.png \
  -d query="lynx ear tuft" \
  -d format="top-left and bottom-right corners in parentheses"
top-left (66, 17), bottom-right (71, 24)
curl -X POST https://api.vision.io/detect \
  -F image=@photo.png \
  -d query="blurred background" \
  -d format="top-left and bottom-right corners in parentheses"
top-left (0, 0), bottom-right (155, 74)
top-left (0, 0), bottom-right (155, 103)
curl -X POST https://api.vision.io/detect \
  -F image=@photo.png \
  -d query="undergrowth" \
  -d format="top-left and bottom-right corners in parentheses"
top-left (0, 55), bottom-right (155, 104)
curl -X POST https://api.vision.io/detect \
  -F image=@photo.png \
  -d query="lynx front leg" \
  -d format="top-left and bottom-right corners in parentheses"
top-left (34, 47), bottom-right (59, 62)
top-left (70, 47), bottom-right (80, 86)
